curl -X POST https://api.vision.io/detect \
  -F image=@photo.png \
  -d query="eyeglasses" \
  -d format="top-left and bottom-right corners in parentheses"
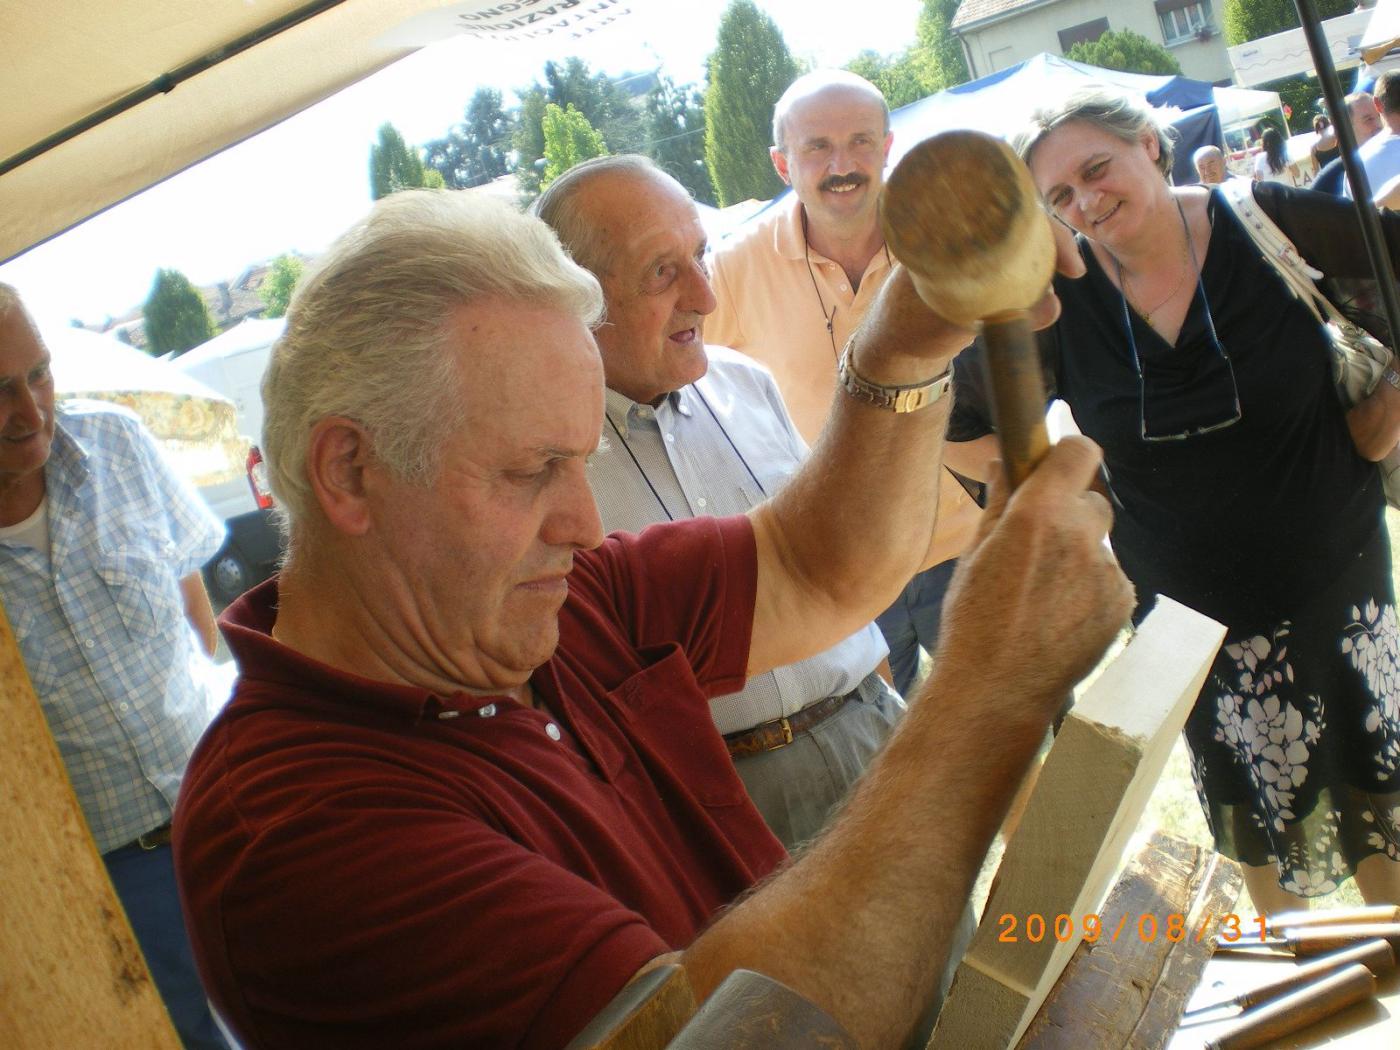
top-left (1119, 274), bottom-right (1242, 443)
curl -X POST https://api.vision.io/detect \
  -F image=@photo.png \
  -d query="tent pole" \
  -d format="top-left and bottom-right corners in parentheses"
top-left (1294, 0), bottom-right (1400, 343)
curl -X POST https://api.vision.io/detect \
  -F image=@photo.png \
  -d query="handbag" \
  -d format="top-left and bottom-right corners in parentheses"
top-left (1216, 179), bottom-right (1400, 508)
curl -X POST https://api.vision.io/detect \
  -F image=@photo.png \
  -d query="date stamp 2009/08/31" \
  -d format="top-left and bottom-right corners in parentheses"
top-left (997, 912), bottom-right (1267, 945)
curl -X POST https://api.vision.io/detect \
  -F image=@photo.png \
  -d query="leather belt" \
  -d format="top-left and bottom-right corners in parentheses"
top-left (723, 692), bottom-right (854, 758)
top-left (110, 822), bottom-right (173, 854)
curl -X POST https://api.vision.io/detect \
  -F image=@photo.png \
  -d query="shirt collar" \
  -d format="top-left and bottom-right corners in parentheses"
top-left (603, 386), bottom-right (689, 439)
top-left (44, 412), bottom-right (92, 500)
top-left (221, 577), bottom-right (505, 725)
top-left (772, 197), bottom-right (893, 282)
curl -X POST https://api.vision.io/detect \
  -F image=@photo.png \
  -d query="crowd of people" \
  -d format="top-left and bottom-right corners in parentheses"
top-left (5, 59), bottom-right (1400, 1050)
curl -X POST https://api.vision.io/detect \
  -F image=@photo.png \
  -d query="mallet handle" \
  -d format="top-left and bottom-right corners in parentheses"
top-left (979, 313), bottom-right (1049, 489)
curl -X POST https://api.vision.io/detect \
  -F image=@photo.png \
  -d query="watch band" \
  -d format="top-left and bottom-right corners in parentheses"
top-left (1383, 366), bottom-right (1400, 393)
top-left (837, 346), bottom-right (952, 413)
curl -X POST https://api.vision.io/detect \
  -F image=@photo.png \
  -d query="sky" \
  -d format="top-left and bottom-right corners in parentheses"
top-left (1, 0), bottom-right (923, 328)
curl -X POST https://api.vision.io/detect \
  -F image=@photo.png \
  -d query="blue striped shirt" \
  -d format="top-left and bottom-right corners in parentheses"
top-left (0, 401), bottom-right (224, 852)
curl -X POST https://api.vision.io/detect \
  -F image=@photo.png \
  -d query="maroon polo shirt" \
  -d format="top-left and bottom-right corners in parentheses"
top-left (174, 516), bottom-right (785, 1050)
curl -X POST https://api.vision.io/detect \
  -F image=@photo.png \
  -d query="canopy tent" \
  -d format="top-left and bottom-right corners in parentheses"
top-left (886, 53), bottom-right (1281, 186)
top-left (0, 0), bottom-right (632, 265)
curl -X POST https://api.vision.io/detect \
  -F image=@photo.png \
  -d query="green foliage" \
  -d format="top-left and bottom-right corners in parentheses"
top-left (1223, 0), bottom-right (1353, 47)
top-left (1066, 28), bottom-right (1181, 76)
top-left (541, 104), bottom-right (609, 189)
top-left (913, 0), bottom-right (970, 91)
top-left (845, 50), bottom-right (928, 109)
top-left (1264, 73), bottom-right (1324, 135)
top-left (424, 87), bottom-right (516, 189)
top-left (258, 254), bottom-right (304, 319)
top-left (368, 122), bottom-right (439, 200)
top-left (645, 76), bottom-right (717, 206)
top-left (704, 0), bottom-right (797, 207)
top-left (514, 58), bottom-right (646, 199)
top-left (142, 269), bottom-right (214, 358)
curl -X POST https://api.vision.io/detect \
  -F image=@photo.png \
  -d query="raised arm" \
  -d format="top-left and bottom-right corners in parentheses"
top-left (680, 436), bottom-right (1134, 1047)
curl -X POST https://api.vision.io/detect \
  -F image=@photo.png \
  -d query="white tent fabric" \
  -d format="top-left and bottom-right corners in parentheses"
top-left (0, 0), bottom-right (634, 265)
top-left (885, 53), bottom-right (1281, 169)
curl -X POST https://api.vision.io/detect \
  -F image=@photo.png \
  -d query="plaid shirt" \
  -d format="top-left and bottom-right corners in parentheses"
top-left (0, 402), bottom-right (223, 852)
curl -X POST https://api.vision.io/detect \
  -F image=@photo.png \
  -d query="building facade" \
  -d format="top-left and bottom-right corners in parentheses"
top-left (952, 0), bottom-right (1233, 84)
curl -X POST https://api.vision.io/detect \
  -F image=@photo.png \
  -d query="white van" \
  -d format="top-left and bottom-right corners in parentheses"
top-left (174, 318), bottom-right (285, 603)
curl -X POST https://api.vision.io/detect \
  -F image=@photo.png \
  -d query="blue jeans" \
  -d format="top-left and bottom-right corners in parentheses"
top-left (104, 841), bottom-right (230, 1049)
top-left (876, 561), bottom-right (958, 697)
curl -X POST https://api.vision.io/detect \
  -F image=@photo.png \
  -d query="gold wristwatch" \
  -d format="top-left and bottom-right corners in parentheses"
top-left (837, 346), bottom-right (952, 413)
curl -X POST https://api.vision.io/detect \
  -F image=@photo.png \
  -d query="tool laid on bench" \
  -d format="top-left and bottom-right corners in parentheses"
top-left (1215, 922), bottom-right (1400, 957)
top-left (1200, 962), bottom-right (1378, 1050)
top-left (1182, 937), bottom-right (1396, 1022)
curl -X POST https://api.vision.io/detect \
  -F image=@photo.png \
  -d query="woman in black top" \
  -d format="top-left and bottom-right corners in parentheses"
top-left (948, 88), bottom-right (1400, 912)
top-left (1312, 114), bottom-right (1340, 175)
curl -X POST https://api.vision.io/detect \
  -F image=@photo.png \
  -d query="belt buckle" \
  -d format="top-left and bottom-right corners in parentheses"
top-left (767, 716), bottom-right (794, 751)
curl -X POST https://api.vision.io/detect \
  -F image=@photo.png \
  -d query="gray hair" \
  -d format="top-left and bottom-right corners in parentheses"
top-left (533, 154), bottom-right (666, 274)
top-left (772, 69), bottom-right (890, 152)
top-left (1013, 87), bottom-right (1175, 180)
top-left (0, 282), bottom-right (21, 320)
top-left (1192, 144), bottom-right (1222, 166)
top-left (262, 189), bottom-right (604, 532)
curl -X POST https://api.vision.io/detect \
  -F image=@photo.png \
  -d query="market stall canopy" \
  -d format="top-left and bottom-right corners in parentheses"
top-left (1362, 0), bottom-right (1400, 64)
top-left (0, 0), bottom-right (633, 265)
top-left (46, 325), bottom-right (248, 487)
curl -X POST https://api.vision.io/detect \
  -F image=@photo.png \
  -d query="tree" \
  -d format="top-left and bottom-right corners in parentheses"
top-left (845, 50), bottom-right (927, 109)
top-left (368, 122), bottom-right (444, 200)
top-left (259, 254), bottom-right (304, 319)
top-left (645, 76), bottom-right (716, 205)
top-left (514, 58), bottom-right (647, 199)
top-left (913, 0), bottom-right (970, 92)
top-left (143, 268), bottom-right (214, 358)
top-left (1223, 0), bottom-right (1354, 47)
top-left (704, 0), bottom-right (798, 207)
top-left (541, 104), bottom-right (609, 189)
top-left (424, 88), bottom-right (515, 189)
top-left (1067, 28), bottom-right (1181, 76)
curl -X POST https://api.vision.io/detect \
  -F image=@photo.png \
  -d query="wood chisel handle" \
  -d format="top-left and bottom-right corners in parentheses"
top-left (1203, 963), bottom-right (1376, 1050)
top-left (1289, 922), bottom-right (1400, 957)
top-left (979, 312), bottom-right (1049, 489)
top-left (1266, 904), bottom-right (1400, 936)
top-left (1237, 938), bottom-right (1396, 1010)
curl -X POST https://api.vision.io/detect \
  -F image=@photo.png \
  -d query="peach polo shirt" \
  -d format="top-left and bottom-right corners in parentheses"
top-left (707, 195), bottom-right (892, 445)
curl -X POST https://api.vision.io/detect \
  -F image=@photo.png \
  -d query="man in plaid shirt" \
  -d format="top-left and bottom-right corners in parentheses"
top-left (0, 284), bottom-right (229, 1049)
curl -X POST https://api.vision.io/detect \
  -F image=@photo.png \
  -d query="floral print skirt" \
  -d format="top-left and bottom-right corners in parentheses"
top-left (1185, 526), bottom-right (1400, 894)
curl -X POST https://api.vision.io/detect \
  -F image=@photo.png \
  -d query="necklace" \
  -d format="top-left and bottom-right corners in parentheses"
top-left (801, 208), bottom-right (892, 360)
top-left (1113, 200), bottom-right (1194, 328)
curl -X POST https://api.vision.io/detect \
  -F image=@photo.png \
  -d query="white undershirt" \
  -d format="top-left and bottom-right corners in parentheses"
top-left (0, 494), bottom-right (51, 559)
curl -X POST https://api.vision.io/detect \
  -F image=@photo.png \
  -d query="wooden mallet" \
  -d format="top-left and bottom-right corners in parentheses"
top-left (880, 129), bottom-right (1057, 490)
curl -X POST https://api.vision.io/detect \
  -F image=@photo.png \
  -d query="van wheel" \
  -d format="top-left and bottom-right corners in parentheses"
top-left (205, 546), bottom-right (251, 606)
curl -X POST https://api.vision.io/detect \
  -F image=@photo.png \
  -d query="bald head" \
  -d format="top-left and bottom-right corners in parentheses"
top-left (772, 69), bottom-right (889, 151)
top-left (1192, 145), bottom-right (1225, 185)
top-left (1347, 92), bottom-right (1383, 144)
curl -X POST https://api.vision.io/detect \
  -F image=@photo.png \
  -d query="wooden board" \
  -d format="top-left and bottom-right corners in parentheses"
top-left (928, 597), bottom-right (1227, 1050)
top-left (565, 963), bottom-right (696, 1050)
top-left (0, 600), bottom-right (181, 1049)
top-left (1020, 831), bottom-right (1243, 1049)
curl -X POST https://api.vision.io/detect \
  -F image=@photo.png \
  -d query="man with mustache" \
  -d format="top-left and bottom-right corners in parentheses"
top-left (707, 70), bottom-right (979, 698)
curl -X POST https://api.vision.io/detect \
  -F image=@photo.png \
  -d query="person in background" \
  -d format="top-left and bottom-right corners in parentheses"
top-left (1310, 113), bottom-right (1340, 175)
top-left (1193, 145), bottom-right (1227, 185)
top-left (535, 155), bottom-right (905, 853)
top-left (1254, 126), bottom-right (1299, 186)
top-left (1347, 71), bottom-right (1400, 205)
top-left (0, 284), bottom-right (230, 1049)
top-left (1314, 91), bottom-right (1384, 196)
top-left (706, 69), bottom-right (980, 697)
top-left (950, 87), bottom-right (1400, 914)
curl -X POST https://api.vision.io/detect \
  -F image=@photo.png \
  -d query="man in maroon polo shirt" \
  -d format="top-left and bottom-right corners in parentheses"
top-left (174, 188), bottom-right (1126, 1050)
